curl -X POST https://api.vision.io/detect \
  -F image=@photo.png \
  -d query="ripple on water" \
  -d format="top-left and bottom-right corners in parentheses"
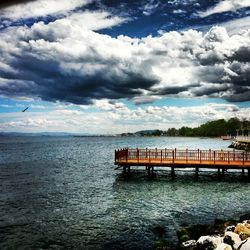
top-left (0, 136), bottom-right (250, 249)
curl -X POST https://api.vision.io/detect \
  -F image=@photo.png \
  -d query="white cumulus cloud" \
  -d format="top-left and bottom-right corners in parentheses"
top-left (0, 9), bottom-right (250, 104)
top-left (0, 0), bottom-right (92, 20)
top-left (199, 0), bottom-right (250, 17)
top-left (0, 102), bottom-right (249, 133)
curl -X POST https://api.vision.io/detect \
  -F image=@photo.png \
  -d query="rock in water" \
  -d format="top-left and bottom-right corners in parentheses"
top-left (224, 226), bottom-right (235, 232)
top-left (223, 232), bottom-right (241, 249)
top-left (238, 238), bottom-right (250, 250)
top-left (181, 239), bottom-right (196, 248)
top-left (152, 225), bottom-right (166, 238)
top-left (234, 223), bottom-right (250, 240)
top-left (196, 236), bottom-right (223, 249)
top-left (242, 220), bottom-right (250, 230)
top-left (215, 243), bottom-right (232, 250)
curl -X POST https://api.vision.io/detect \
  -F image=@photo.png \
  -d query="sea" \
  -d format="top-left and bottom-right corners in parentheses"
top-left (0, 136), bottom-right (250, 250)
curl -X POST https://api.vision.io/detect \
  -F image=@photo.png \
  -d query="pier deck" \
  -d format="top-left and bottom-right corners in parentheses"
top-left (115, 148), bottom-right (250, 178)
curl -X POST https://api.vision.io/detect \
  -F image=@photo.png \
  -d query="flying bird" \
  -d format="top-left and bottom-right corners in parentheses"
top-left (22, 107), bottom-right (29, 112)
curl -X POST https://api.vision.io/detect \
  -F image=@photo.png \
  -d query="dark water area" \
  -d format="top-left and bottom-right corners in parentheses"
top-left (0, 136), bottom-right (250, 249)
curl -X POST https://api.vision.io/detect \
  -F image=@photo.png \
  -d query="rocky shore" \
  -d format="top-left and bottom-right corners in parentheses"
top-left (154, 214), bottom-right (250, 250)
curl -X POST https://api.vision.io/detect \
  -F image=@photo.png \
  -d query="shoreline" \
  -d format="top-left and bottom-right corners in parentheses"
top-left (154, 213), bottom-right (250, 250)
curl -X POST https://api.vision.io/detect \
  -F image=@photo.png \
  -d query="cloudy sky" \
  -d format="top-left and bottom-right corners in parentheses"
top-left (0, 0), bottom-right (249, 134)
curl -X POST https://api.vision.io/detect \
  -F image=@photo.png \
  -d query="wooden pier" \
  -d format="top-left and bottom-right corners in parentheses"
top-left (114, 148), bottom-right (250, 179)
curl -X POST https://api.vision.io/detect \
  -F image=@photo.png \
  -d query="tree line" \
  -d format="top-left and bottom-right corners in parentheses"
top-left (133, 118), bottom-right (249, 137)
top-left (164, 118), bottom-right (249, 137)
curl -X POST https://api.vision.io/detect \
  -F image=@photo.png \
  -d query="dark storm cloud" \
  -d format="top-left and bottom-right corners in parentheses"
top-left (0, 13), bottom-right (250, 104)
top-left (39, 72), bottom-right (156, 105)
top-left (153, 84), bottom-right (198, 95)
top-left (191, 62), bottom-right (250, 101)
top-left (229, 62), bottom-right (250, 87)
top-left (225, 90), bottom-right (250, 102)
top-left (186, 27), bottom-right (250, 102)
top-left (196, 52), bottom-right (225, 66)
top-left (231, 46), bottom-right (250, 63)
top-left (0, 47), bottom-right (158, 104)
top-left (196, 66), bottom-right (226, 84)
top-left (191, 84), bottom-right (230, 97)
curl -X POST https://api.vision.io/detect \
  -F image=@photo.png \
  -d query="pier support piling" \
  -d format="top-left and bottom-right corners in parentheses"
top-left (123, 165), bottom-right (126, 174)
top-left (242, 168), bottom-right (245, 177)
top-left (218, 168), bottom-right (220, 175)
top-left (123, 165), bottom-right (131, 177)
top-left (147, 166), bottom-right (151, 177)
top-left (147, 166), bottom-right (155, 178)
top-left (217, 168), bottom-right (221, 179)
top-left (128, 166), bottom-right (131, 174)
top-left (195, 167), bottom-right (199, 180)
top-left (171, 166), bottom-right (176, 179)
top-left (222, 168), bottom-right (225, 179)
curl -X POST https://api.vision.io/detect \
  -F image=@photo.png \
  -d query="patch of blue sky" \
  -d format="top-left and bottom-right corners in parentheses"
top-left (0, 97), bottom-right (106, 113)
top-left (98, 1), bottom-right (250, 38)
top-left (0, 15), bottom-right (57, 31)
top-left (0, 98), bottom-right (48, 113)
top-left (103, 98), bottom-right (250, 110)
top-left (232, 101), bottom-right (250, 108)
top-left (131, 97), bottom-right (246, 108)
top-left (156, 98), bottom-right (250, 108)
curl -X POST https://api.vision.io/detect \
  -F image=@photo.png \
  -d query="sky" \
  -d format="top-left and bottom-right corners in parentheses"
top-left (0, 0), bottom-right (249, 134)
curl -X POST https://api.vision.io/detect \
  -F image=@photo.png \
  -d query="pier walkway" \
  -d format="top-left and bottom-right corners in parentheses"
top-left (114, 148), bottom-right (250, 179)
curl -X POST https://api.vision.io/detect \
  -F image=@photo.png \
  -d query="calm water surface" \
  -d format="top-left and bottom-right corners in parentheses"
top-left (0, 136), bottom-right (249, 249)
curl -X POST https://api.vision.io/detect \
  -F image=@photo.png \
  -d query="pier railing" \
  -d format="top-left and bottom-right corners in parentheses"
top-left (115, 148), bottom-right (250, 166)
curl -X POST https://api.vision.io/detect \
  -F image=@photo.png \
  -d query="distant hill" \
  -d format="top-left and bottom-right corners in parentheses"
top-left (0, 132), bottom-right (74, 137)
top-left (121, 129), bottom-right (164, 137)
top-left (120, 118), bottom-right (250, 137)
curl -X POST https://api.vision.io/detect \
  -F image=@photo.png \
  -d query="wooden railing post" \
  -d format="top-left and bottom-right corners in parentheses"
top-left (146, 148), bottom-right (148, 158)
top-left (228, 151), bottom-right (230, 164)
top-left (186, 148), bottom-right (188, 163)
top-left (161, 150), bottom-right (162, 163)
top-left (175, 148), bottom-right (177, 161)
top-left (126, 149), bottom-right (128, 163)
top-left (137, 148), bottom-right (139, 163)
top-left (200, 150), bottom-right (202, 163)
top-left (243, 152), bottom-right (245, 165)
top-left (149, 150), bottom-right (151, 163)
top-left (213, 151), bottom-right (215, 164)
top-left (172, 150), bottom-right (174, 163)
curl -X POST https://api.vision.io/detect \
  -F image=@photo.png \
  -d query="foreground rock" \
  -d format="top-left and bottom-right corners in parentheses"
top-left (234, 223), bottom-right (250, 240)
top-left (238, 238), bottom-right (250, 250)
top-left (177, 217), bottom-right (250, 250)
top-left (196, 235), bottom-right (222, 249)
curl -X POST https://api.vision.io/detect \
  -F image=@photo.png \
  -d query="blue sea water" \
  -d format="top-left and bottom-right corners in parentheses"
top-left (0, 136), bottom-right (249, 250)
